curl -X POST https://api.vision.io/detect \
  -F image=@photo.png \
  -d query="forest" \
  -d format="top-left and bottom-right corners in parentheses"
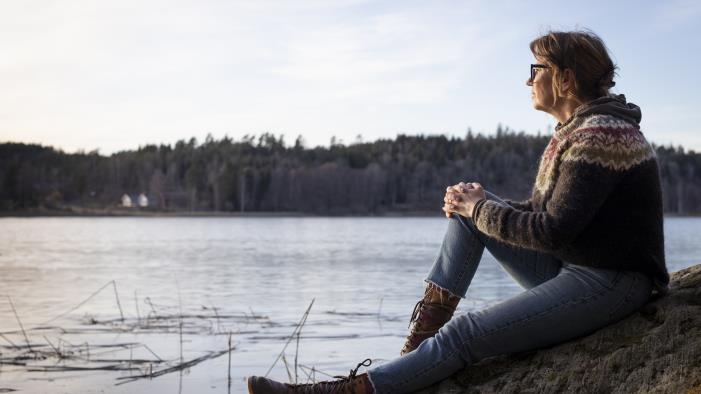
top-left (2, 127), bottom-right (700, 215)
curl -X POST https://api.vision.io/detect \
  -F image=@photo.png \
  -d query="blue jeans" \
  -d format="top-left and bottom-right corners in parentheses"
top-left (367, 192), bottom-right (652, 394)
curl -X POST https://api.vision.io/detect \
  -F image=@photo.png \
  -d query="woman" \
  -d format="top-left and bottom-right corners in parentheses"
top-left (248, 29), bottom-right (669, 394)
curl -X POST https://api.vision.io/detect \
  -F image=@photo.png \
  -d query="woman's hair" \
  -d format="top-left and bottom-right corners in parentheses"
top-left (530, 29), bottom-right (617, 102)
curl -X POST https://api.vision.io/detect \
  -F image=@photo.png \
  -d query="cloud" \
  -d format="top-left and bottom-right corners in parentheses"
top-left (0, 1), bottom-right (522, 152)
top-left (270, 7), bottom-right (506, 105)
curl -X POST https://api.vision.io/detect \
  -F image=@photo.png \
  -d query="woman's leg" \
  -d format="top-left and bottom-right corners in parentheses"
top-left (402, 191), bottom-right (563, 355)
top-left (370, 265), bottom-right (653, 393)
top-left (426, 190), bottom-right (562, 297)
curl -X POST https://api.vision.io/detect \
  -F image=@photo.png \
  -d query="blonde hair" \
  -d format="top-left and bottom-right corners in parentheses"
top-left (530, 29), bottom-right (617, 102)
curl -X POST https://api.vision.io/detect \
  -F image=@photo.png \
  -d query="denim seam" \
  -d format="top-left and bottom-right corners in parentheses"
top-left (608, 270), bottom-right (623, 289)
top-left (366, 370), bottom-right (379, 394)
top-left (451, 238), bottom-right (480, 293)
top-left (607, 274), bottom-right (639, 318)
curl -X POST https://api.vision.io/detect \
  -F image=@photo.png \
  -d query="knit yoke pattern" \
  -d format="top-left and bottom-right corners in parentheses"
top-left (473, 96), bottom-right (669, 291)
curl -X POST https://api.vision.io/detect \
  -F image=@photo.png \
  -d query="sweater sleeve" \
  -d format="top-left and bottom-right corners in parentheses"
top-left (502, 198), bottom-right (533, 211)
top-left (472, 150), bottom-right (624, 253)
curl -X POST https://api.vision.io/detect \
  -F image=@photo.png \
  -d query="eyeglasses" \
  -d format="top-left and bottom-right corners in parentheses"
top-left (530, 64), bottom-right (549, 81)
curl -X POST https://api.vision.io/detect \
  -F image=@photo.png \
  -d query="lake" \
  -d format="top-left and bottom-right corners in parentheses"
top-left (0, 216), bottom-right (698, 393)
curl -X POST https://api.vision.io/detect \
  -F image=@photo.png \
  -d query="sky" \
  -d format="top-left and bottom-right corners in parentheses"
top-left (1, 0), bottom-right (700, 154)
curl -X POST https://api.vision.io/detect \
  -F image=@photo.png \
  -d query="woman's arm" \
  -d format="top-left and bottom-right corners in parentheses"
top-left (502, 198), bottom-right (533, 211)
top-left (471, 156), bottom-right (623, 253)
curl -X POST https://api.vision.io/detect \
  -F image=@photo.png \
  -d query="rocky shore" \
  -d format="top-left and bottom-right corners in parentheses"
top-left (422, 264), bottom-right (701, 394)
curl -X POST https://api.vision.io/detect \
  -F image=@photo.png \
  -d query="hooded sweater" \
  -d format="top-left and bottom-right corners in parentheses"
top-left (472, 94), bottom-right (669, 292)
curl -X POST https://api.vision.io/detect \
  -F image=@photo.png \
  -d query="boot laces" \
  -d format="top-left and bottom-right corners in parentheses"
top-left (299, 358), bottom-right (372, 393)
top-left (337, 358), bottom-right (371, 380)
top-left (408, 300), bottom-right (424, 329)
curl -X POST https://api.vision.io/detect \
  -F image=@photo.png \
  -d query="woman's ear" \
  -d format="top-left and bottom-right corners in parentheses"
top-left (560, 68), bottom-right (577, 96)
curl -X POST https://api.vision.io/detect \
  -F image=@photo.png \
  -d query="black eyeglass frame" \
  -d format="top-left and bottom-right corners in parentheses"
top-left (530, 64), bottom-right (550, 81)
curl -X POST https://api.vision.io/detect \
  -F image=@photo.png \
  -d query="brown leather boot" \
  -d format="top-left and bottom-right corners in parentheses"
top-left (248, 359), bottom-right (374, 394)
top-left (400, 283), bottom-right (460, 355)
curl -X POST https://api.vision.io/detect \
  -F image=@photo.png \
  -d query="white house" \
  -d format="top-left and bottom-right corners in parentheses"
top-left (121, 194), bottom-right (133, 208)
top-left (137, 193), bottom-right (149, 208)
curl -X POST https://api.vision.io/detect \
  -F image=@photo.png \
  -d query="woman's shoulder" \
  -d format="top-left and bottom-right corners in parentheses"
top-left (579, 113), bottom-right (638, 131)
top-left (562, 114), bottom-right (655, 171)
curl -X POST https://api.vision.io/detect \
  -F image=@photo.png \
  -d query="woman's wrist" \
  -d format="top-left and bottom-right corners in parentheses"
top-left (470, 197), bottom-right (487, 218)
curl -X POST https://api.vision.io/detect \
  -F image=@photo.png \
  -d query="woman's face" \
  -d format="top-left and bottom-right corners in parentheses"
top-left (527, 57), bottom-right (555, 113)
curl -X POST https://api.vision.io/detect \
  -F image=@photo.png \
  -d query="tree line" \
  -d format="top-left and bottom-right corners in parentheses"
top-left (1, 128), bottom-right (700, 214)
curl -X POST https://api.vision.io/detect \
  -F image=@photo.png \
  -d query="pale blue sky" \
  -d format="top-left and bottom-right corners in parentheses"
top-left (1, 0), bottom-right (699, 153)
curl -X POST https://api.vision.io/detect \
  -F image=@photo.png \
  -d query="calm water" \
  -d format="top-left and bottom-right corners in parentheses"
top-left (0, 217), bottom-right (698, 393)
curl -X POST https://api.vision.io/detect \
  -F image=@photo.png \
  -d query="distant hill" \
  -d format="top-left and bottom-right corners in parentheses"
top-left (1, 130), bottom-right (700, 214)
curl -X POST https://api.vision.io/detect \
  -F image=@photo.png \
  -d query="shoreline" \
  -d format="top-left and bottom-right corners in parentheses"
top-left (0, 207), bottom-right (445, 218)
top-left (1, 207), bottom-right (700, 218)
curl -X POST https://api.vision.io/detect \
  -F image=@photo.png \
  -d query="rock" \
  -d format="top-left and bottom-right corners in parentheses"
top-left (420, 264), bottom-right (701, 394)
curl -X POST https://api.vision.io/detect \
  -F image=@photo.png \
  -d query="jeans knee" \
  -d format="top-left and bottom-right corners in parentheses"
top-left (452, 213), bottom-right (480, 238)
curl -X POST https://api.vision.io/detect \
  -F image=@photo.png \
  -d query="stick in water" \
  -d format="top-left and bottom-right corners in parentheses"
top-left (7, 296), bottom-right (31, 351)
top-left (40, 280), bottom-right (114, 325)
top-left (134, 290), bottom-right (141, 324)
top-left (264, 298), bottom-right (315, 378)
top-left (112, 281), bottom-right (125, 321)
top-left (227, 332), bottom-right (232, 391)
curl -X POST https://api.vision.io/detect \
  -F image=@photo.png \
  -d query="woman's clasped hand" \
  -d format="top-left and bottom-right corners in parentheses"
top-left (442, 181), bottom-right (486, 219)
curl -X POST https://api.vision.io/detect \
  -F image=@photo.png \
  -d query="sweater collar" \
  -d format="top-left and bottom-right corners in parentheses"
top-left (554, 94), bottom-right (642, 138)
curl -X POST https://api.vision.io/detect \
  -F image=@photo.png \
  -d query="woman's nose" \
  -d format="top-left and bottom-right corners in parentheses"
top-left (526, 78), bottom-right (533, 87)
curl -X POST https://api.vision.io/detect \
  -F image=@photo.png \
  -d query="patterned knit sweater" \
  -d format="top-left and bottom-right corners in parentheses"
top-left (472, 94), bottom-right (669, 291)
